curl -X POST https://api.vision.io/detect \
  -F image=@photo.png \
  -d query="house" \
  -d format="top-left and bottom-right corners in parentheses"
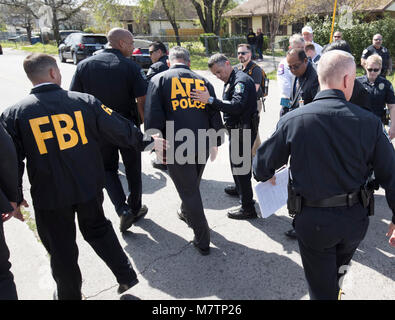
top-left (223, 0), bottom-right (395, 36)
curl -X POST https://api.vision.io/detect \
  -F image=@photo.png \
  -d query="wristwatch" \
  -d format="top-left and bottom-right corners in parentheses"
top-left (208, 96), bottom-right (214, 104)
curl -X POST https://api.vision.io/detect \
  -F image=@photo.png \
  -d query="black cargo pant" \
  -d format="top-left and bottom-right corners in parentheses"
top-left (167, 154), bottom-right (210, 249)
top-left (294, 204), bottom-right (369, 300)
top-left (34, 194), bottom-right (137, 300)
top-left (0, 220), bottom-right (18, 300)
top-left (229, 126), bottom-right (257, 211)
top-left (101, 140), bottom-right (142, 215)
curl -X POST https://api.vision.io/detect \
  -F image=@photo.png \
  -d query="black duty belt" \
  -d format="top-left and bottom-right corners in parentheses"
top-left (303, 191), bottom-right (361, 208)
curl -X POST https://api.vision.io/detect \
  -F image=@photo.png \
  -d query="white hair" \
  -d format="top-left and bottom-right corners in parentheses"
top-left (317, 50), bottom-right (355, 87)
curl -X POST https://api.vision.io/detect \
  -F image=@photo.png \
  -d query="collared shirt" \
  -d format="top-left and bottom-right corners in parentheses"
top-left (290, 61), bottom-right (319, 109)
top-left (239, 61), bottom-right (263, 99)
top-left (361, 45), bottom-right (391, 76)
top-left (277, 57), bottom-right (294, 99)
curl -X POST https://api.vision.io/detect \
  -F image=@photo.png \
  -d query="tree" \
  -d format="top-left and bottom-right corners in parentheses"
top-left (190, 0), bottom-right (230, 35)
top-left (160, 0), bottom-right (181, 45)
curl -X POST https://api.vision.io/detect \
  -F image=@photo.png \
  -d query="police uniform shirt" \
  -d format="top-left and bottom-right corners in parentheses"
top-left (211, 69), bottom-right (257, 127)
top-left (290, 61), bottom-right (319, 109)
top-left (1, 84), bottom-right (151, 210)
top-left (247, 32), bottom-right (256, 45)
top-left (0, 123), bottom-right (18, 213)
top-left (146, 55), bottom-right (169, 80)
top-left (350, 79), bottom-right (371, 112)
top-left (239, 61), bottom-right (263, 99)
top-left (357, 75), bottom-right (395, 118)
top-left (144, 64), bottom-right (223, 153)
top-left (70, 48), bottom-right (147, 121)
top-left (361, 45), bottom-right (391, 76)
top-left (253, 89), bottom-right (395, 223)
top-left (277, 57), bottom-right (294, 99)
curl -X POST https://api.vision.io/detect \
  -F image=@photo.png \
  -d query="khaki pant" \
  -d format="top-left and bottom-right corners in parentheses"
top-left (252, 99), bottom-right (263, 157)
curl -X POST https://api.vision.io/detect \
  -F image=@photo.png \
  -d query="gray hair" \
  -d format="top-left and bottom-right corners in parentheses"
top-left (317, 50), bottom-right (355, 86)
top-left (168, 46), bottom-right (190, 64)
top-left (208, 53), bottom-right (229, 68)
top-left (289, 34), bottom-right (304, 48)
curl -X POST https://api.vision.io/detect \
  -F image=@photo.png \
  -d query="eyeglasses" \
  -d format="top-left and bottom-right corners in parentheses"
top-left (237, 52), bottom-right (249, 56)
top-left (334, 36), bottom-right (341, 38)
top-left (288, 62), bottom-right (303, 71)
top-left (367, 68), bottom-right (380, 72)
top-left (373, 38), bottom-right (382, 41)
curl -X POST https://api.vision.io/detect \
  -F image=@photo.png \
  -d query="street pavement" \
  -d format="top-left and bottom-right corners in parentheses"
top-left (1, 48), bottom-right (394, 300)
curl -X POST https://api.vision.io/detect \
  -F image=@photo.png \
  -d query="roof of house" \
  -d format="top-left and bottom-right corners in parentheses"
top-left (223, 0), bottom-right (394, 18)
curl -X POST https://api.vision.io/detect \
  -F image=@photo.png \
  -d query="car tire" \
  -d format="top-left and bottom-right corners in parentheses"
top-left (59, 51), bottom-right (65, 62)
top-left (72, 52), bottom-right (79, 65)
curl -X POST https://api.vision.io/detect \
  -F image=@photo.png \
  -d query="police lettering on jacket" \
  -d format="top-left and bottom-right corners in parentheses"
top-left (170, 77), bottom-right (206, 111)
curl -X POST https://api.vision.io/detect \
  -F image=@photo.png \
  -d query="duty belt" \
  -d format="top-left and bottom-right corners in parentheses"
top-left (303, 191), bottom-right (361, 208)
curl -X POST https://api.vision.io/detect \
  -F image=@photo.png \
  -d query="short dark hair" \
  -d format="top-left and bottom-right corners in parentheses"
top-left (321, 40), bottom-right (351, 54)
top-left (208, 53), bottom-right (229, 68)
top-left (149, 41), bottom-right (167, 54)
top-left (23, 53), bottom-right (57, 81)
top-left (238, 43), bottom-right (251, 52)
top-left (287, 48), bottom-right (307, 62)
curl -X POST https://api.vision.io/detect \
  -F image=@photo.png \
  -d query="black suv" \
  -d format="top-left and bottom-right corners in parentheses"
top-left (58, 33), bottom-right (107, 64)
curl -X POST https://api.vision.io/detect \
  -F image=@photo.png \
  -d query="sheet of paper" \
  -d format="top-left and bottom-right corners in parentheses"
top-left (255, 167), bottom-right (289, 218)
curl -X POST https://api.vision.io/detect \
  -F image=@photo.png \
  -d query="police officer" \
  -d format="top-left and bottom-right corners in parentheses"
top-left (191, 53), bottom-right (258, 220)
top-left (361, 34), bottom-right (392, 78)
top-left (253, 50), bottom-right (395, 300)
top-left (357, 54), bottom-right (395, 139)
top-left (0, 123), bottom-right (21, 300)
top-left (1, 53), bottom-right (166, 299)
top-left (70, 28), bottom-right (148, 232)
top-left (283, 48), bottom-right (319, 116)
top-left (144, 47), bottom-right (224, 255)
top-left (147, 41), bottom-right (169, 80)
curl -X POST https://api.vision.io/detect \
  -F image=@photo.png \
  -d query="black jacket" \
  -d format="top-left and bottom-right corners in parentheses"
top-left (361, 45), bottom-right (391, 77)
top-left (1, 84), bottom-right (151, 210)
top-left (253, 89), bottom-right (395, 223)
top-left (0, 123), bottom-right (18, 213)
top-left (144, 64), bottom-right (224, 158)
top-left (69, 48), bottom-right (147, 122)
top-left (147, 55), bottom-right (169, 80)
top-left (290, 61), bottom-right (319, 109)
top-left (211, 69), bottom-right (257, 127)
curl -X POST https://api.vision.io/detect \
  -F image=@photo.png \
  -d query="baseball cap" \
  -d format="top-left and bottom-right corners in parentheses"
top-left (302, 26), bottom-right (313, 34)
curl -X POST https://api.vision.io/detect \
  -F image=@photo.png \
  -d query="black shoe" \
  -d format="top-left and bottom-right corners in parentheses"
top-left (227, 207), bottom-right (257, 220)
top-left (117, 278), bottom-right (139, 294)
top-left (177, 209), bottom-right (190, 227)
top-left (119, 208), bottom-right (135, 233)
top-left (151, 159), bottom-right (167, 171)
top-left (224, 185), bottom-right (239, 197)
top-left (285, 229), bottom-right (297, 239)
top-left (132, 205), bottom-right (148, 224)
top-left (193, 241), bottom-right (210, 256)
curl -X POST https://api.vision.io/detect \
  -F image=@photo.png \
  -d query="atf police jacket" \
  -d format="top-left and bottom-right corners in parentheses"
top-left (253, 89), bottom-right (395, 223)
top-left (70, 48), bottom-right (147, 122)
top-left (144, 64), bottom-right (224, 155)
top-left (290, 61), bottom-right (319, 109)
top-left (1, 84), bottom-right (151, 210)
top-left (0, 123), bottom-right (18, 213)
top-left (357, 75), bottom-right (395, 118)
top-left (147, 55), bottom-right (169, 80)
top-left (211, 69), bottom-right (257, 127)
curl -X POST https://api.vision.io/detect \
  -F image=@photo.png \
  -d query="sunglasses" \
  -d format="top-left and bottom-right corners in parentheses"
top-left (237, 52), bottom-right (249, 56)
top-left (367, 68), bottom-right (380, 72)
top-left (288, 62), bottom-right (303, 71)
top-left (149, 49), bottom-right (157, 55)
top-left (334, 36), bottom-right (341, 38)
top-left (373, 39), bottom-right (382, 41)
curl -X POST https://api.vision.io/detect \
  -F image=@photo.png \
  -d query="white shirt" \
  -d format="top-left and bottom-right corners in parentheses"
top-left (313, 41), bottom-right (323, 56)
top-left (277, 58), bottom-right (294, 99)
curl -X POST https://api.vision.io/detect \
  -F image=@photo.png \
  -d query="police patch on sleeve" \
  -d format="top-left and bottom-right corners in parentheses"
top-left (277, 64), bottom-right (284, 75)
top-left (140, 69), bottom-right (147, 80)
top-left (235, 83), bottom-right (245, 94)
top-left (379, 83), bottom-right (385, 90)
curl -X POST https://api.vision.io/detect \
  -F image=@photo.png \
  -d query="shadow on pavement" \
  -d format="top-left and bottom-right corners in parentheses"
top-left (122, 218), bottom-right (307, 299)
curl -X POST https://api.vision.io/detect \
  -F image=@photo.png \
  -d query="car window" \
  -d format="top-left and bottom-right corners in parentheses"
top-left (134, 39), bottom-right (152, 48)
top-left (82, 36), bottom-right (107, 44)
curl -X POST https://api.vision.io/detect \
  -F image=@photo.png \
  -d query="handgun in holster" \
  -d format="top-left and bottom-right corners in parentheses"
top-left (360, 181), bottom-right (375, 216)
top-left (287, 178), bottom-right (302, 218)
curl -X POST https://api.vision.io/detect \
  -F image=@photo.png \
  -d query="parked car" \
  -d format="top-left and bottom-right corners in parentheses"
top-left (58, 33), bottom-right (107, 65)
top-left (0, 43), bottom-right (2, 55)
top-left (59, 30), bottom-right (82, 41)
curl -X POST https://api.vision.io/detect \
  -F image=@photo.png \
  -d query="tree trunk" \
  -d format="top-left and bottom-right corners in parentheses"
top-left (160, 0), bottom-right (181, 46)
top-left (25, 24), bottom-right (32, 44)
top-left (51, 6), bottom-right (61, 45)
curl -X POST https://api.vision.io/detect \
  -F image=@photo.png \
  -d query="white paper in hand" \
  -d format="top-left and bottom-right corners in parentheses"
top-left (254, 167), bottom-right (289, 218)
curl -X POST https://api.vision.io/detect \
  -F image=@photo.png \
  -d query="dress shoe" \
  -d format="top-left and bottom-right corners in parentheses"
top-left (193, 241), bottom-right (210, 256)
top-left (151, 158), bottom-right (167, 171)
top-left (285, 229), bottom-right (297, 239)
top-left (227, 207), bottom-right (257, 220)
top-left (117, 278), bottom-right (139, 294)
top-left (119, 208), bottom-right (135, 232)
top-left (224, 185), bottom-right (239, 197)
top-left (177, 209), bottom-right (190, 227)
top-left (132, 205), bottom-right (148, 224)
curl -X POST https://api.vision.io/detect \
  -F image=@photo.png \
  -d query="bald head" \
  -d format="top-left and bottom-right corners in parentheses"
top-left (317, 50), bottom-right (355, 100)
top-left (107, 28), bottom-right (134, 57)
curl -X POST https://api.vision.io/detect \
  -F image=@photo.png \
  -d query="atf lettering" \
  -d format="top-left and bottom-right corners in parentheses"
top-left (171, 78), bottom-right (187, 99)
top-left (29, 111), bottom-right (88, 155)
top-left (170, 77), bottom-right (207, 111)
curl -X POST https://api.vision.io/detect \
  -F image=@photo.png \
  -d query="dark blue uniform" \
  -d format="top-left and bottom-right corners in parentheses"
top-left (146, 55), bottom-right (169, 80)
top-left (361, 45), bottom-right (391, 77)
top-left (1, 84), bottom-right (151, 299)
top-left (356, 75), bottom-right (395, 120)
top-left (70, 48), bottom-right (148, 217)
top-left (0, 123), bottom-right (18, 300)
top-left (144, 64), bottom-right (223, 251)
top-left (211, 69), bottom-right (258, 212)
top-left (253, 89), bottom-right (395, 299)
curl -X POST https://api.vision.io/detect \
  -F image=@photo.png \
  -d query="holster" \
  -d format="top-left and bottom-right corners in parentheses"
top-left (360, 182), bottom-right (375, 216)
top-left (287, 179), bottom-right (302, 218)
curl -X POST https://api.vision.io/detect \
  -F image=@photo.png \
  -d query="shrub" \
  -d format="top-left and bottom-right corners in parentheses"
top-left (199, 33), bottom-right (218, 54)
